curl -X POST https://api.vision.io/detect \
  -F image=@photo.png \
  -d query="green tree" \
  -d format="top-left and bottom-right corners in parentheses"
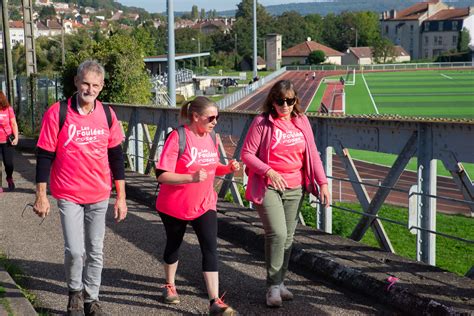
top-left (9, 7), bottom-right (22, 20)
top-left (62, 34), bottom-right (151, 104)
top-left (321, 13), bottom-right (341, 49)
top-left (304, 14), bottom-right (323, 43)
top-left (39, 5), bottom-right (57, 20)
top-left (308, 50), bottom-right (325, 64)
top-left (200, 8), bottom-right (206, 19)
top-left (458, 28), bottom-right (471, 52)
top-left (274, 11), bottom-right (307, 50)
top-left (191, 5), bottom-right (199, 20)
top-left (371, 37), bottom-right (396, 63)
top-left (232, 0), bottom-right (273, 58)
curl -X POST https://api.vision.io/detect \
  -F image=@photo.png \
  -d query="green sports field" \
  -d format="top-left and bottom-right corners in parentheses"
top-left (309, 69), bottom-right (474, 118)
top-left (307, 69), bottom-right (474, 176)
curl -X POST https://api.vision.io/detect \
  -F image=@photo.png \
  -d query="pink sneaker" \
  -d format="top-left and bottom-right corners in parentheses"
top-left (162, 283), bottom-right (180, 304)
top-left (6, 178), bottom-right (15, 191)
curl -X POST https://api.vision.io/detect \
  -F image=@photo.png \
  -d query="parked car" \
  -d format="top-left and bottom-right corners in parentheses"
top-left (220, 78), bottom-right (238, 87)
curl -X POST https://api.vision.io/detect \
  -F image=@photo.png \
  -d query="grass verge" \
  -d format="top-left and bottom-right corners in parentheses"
top-left (0, 253), bottom-right (47, 315)
top-left (300, 200), bottom-right (474, 276)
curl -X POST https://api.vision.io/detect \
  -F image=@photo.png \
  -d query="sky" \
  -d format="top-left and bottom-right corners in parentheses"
top-left (118, 0), bottom-right (317, 13)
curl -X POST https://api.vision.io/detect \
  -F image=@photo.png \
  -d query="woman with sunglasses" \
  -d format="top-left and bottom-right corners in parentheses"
top-left (155, 96), bottom-right (239, 316)
top-left (242, 80), bottom-right (330, 307)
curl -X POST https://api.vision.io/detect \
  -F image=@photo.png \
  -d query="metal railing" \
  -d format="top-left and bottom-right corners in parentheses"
top-left (286, 61), bottom-right (474, 72)
top-left (216, 67), bottom-right (287, 109)
top-left (111, 105), bottom-right (474, 271)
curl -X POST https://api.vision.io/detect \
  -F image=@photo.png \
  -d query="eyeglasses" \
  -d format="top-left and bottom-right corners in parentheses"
top-left (22, 203), bottom-right (46, 226)
top-left (275, 97), bottom-right (296, 107)
top-left (204, 115), bottom-right (219, 123)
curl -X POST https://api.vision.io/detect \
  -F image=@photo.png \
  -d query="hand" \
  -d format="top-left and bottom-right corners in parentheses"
top-left (266, 169), bottom-right (288, 191)
top-left (12, 137), bottom-right (18, 146)
top-left (192, 168), bottom-right (208, 183)
top-left (33, 194), bottom-right (50, 218)
top-left (319, 184), bottom-right (330, 208)
top-left (114, 197), bottom-right (127, 223)
top-left (228, 160), bottom-right (240, 173)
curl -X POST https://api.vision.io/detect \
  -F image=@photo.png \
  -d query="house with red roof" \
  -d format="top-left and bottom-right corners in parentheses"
top-left (380, 0), bottom-right (473, 60)
top-left (281, 39), bottom-right (344, 65)
top-left (342, 46), bottom-right (411, 65)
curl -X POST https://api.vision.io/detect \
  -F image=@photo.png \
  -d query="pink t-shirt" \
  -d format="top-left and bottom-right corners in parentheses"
top-left (155, 126), bottom-right (219, 220)
top-left (268, 118), bottom-right (305, 188)
top-left (0, 107), bottom-right (15, 142)
top-left (37, 100), bottom-right (124, 204)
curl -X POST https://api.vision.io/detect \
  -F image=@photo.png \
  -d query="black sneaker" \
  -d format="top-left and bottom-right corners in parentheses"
top-left (67, 291), bottom-right (85, 316)
top-left (84, 301), bottom-right (107, 316)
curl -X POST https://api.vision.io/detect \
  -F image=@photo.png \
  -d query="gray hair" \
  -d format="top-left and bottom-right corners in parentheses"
top-left (77, 59), bottom-right (105, 79)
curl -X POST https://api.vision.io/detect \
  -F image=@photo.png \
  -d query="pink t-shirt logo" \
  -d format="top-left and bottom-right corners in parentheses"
top-left (186, 147), bottom-right (218, 167)
top-left (271, 128), bottom-right (304, 149)
top-left (64, 124), bottom-right (106, 147)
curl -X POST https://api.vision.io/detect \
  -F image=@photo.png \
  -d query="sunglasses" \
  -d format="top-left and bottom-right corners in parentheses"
top-left (203, 115), bottom-right (219, 123)
top-left (275, 97), bottom-right (296, 106)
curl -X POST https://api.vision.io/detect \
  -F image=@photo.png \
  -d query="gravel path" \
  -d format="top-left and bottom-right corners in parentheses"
top-left (0, 150), bottom-right (399, 315)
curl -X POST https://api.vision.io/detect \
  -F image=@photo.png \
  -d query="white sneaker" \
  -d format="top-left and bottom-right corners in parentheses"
top-left (266, 285), bottom-right (282, 307)
top-left (280, 282), bottom-right (294, 301)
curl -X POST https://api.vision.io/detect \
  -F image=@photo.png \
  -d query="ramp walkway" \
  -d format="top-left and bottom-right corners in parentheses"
top-left (0, 146), bottom-right (472, 315)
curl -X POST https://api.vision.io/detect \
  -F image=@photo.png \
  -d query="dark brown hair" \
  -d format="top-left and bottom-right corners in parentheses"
top-left (262, 80), bottom-right (302, 118)
top-left (0, 91), bottom-right (11, 110)
top-left (180, 96), bottom-right (217, 124)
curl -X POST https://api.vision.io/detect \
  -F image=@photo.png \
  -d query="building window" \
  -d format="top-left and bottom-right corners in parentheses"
top-left (424, 50), bottom-right (429, 58)
top-left (438, 36), bottom-right (442, 45)
top-left (425, 36), bottom-right (429, 44)
top-left (410, 25), bottom-right (414, 33)
top-left (425, 21), bottom-right (430, 30)
top-left (453, 36), bottom-right (457, 45)
top-left (438, 22), bottom-right (443, 31)
top-left (385, 25), bottom-right (389, 34)
top-left (452, 21), bottom-right (458, 31)
top-left (410, 37), bottom-right (414, 48)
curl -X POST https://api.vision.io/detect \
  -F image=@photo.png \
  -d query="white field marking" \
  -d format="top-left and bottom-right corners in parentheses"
top-left (362, 73), bottom-right (379, 114)
top-left (440, 73), bottom-right (453, 80)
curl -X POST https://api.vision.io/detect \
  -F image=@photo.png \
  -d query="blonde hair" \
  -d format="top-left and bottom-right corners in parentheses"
top-left (180, 96), bottom-right (217, 123)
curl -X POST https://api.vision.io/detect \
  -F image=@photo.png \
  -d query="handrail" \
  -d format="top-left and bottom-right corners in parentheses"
top-left (286, 61), bottom-right (474, 71)
top-left (216, 67), bottom-right (287, 109)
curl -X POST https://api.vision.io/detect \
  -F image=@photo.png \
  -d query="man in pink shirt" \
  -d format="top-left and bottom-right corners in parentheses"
top-left (33, 60), bottom-right (127, 316)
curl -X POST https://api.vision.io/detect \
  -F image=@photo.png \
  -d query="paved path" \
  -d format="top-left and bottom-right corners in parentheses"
top-left (1, 150), bottom-right (398, 315)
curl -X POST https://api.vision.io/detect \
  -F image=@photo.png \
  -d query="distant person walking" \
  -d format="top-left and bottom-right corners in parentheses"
top-left (155, 96), bottom-right (239, 316)
top-left (242, 79), bottom-right (330, 307)
top-left (312, 71), bottom-right (316, 80)
top-left (0, 91), bottom-right (19, 191)
top-left (33, 60), bottom-right (127, 316)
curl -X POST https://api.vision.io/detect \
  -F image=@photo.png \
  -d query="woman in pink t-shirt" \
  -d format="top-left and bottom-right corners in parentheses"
top-left (242, 80), bottom-right (330, 307)
top-left (155, 96), bottom-right (239, 316)
top-left (0, 91), bottom-right (19, 191)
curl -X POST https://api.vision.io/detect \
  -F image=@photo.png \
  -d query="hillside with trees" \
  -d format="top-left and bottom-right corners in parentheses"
top-left (216, 0), bottom-right (474, 17)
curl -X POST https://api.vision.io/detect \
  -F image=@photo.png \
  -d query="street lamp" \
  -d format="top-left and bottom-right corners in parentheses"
top-left (48, 36), bottom-right (65, 66)
top-left (191, 37), bottom-right (201, 69)
top-left (351, 27), bottom-right (358, 47)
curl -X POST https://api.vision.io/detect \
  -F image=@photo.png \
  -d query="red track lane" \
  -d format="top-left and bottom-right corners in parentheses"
top-left (232, 70), bottom-right (346, 112)
top-left (222, 70), bottom-right (472, 217)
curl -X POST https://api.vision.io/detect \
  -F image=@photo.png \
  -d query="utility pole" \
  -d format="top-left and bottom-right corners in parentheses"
top-left (22, 0), bottom-right (37, 76)
top-left (252, 0), bottom-right (257, 80)
top-left (167, 0), bottom-right (176, 107)
top-left (60, 15), bottom-right (65, 66)
top-left (1, 0), bottom-right (14, 106)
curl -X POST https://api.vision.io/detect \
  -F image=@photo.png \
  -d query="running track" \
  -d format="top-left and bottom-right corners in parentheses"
top-left (223, 70), bottom-right (471, 216)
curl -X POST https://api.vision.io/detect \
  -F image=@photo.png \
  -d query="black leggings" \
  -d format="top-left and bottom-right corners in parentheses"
top-left (0, 143), bottom-right (14, 178)
top-left (159, 210), bottom-right (218, 272)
